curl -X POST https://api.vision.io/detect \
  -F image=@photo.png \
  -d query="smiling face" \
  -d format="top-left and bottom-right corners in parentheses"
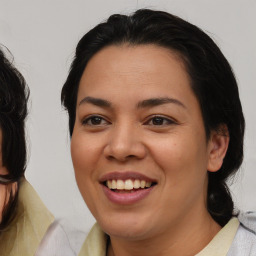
top-left (71, 45), bottom-right (221, 241)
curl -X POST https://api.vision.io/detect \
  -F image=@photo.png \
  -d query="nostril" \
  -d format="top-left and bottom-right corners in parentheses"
top-left (103, 135), bottom-right (147, 161)
top-left (106, 154), bottom-right (136, 162)
top-left (127, 155), bottom-right (136, 158)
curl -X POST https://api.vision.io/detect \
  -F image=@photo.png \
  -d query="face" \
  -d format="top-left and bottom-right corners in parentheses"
top-left (0, 129), bottom-right (9, 220)
top-left (71, 45), bottom-right (216, 240)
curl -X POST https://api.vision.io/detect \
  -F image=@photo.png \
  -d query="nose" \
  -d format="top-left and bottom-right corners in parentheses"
top-left (103, 123), bottom-right (147, 162)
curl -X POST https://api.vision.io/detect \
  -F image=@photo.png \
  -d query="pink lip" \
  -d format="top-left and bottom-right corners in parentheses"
top-left (101, 185), bottom-right (155, 205)
top-left (99, 172), bottom-right (157, 205)
top-left (99, 171), bottom-right (156, 182)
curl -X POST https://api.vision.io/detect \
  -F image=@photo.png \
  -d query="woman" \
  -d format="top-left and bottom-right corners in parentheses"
top-left (0, 47), bottom-right (54, 256)
top-left (38, 9), bottom-right (255, 255)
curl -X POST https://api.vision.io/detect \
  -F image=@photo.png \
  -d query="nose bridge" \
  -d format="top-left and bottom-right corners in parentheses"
top-left (104, 120), bottom-right (146, 161)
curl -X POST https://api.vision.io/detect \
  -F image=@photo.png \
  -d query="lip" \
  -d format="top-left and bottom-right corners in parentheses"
top-left (101, 184), bottom-right (155, 205)
top-left (99, 171), bottom-right (156, 183)
top-left (99, 171), bottom-right (157, 205)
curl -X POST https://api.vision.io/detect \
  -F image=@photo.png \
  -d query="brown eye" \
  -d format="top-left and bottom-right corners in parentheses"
top-left (152, 117), bottom-right (165, 125)
top-left (146, 116), bottom-right (175, 126)
top-left (82, 115), bottom-right (109, 126)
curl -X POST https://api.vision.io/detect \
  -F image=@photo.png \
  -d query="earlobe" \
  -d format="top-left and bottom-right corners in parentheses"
top-left (207, 125), bottom-right (230, 172)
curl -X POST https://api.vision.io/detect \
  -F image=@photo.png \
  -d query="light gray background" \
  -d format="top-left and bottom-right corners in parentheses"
top-left (1, 0), bottom-right (255, 232)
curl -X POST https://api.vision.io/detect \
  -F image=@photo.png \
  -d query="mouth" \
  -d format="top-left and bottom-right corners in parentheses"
top-left (104, 179), bottom-right (157, 192)
top-left (100, 172), bottom-right (157, 204)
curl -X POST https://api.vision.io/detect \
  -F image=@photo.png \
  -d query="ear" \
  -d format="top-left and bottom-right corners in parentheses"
top-left (207, 125), bottom-right (230, 172)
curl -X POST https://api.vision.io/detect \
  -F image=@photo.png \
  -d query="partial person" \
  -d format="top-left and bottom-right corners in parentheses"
top-left (0, 47), bottom-right (54, 256)
top-left (38, 9), bottom-right (256, 256)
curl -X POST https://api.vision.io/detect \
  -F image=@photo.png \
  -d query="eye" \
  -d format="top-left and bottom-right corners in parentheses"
top-left (145, 115), bottom-right (176, 126)
top-left (82, 115), bottom-right (110, 126)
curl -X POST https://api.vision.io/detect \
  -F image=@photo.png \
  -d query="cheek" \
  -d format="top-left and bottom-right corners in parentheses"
top-left (148, 131), bottom-right (208, 187)
top-left (0, 185), bottom-right (6, 219)
top-left (0, 166), bottom-right (9, 220)
top-left (71, 140), bottom-right (94, 211)
top-left (150, 138), bottom-right (208, 216)
top-left (71, 130), bottom-right (99, 171)
top-left (71, 132), bottom-right (103, 205)
top-left (71, 134), bottom-right (93, 182)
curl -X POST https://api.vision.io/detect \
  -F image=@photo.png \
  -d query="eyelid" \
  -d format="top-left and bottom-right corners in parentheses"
top-left (143, 115), bottom-right (177, 125)
top-left (81, 114), bottom-right (111, 126)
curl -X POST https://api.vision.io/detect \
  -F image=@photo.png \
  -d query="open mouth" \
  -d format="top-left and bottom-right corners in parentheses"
top-left (100, 174), bottom-right (157, 204)
top-left (104, 179), bottom-right (157, 193)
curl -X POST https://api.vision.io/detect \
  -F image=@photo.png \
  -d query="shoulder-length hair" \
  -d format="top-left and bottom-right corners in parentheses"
top-left (0, 47), bottom-right (29, 231)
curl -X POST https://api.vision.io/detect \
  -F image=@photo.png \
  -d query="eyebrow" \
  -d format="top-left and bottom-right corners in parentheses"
top-left (78, 96), bottom-right (186, 109)
top-left (137, 97), bottom-right (186, 109)
top-left (79, 96), bottom-right (111, 108)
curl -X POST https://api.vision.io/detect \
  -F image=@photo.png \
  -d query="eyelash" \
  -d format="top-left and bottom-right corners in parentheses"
top-left (82, 115), bottom-right (176, 127)
top-left (82, 115), bottom-right (110, 126)
top-left (144, 115), bottom-right (176, 126)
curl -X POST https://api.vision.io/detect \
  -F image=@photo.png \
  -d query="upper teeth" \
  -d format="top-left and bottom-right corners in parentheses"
top-left (106, 179), bottom-right (152, 190)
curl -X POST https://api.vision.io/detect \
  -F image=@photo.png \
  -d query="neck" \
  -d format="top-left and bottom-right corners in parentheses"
top-left (107, 212), bottom-right (221, 256)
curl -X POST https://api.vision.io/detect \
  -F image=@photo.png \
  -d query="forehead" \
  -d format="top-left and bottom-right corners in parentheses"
top-left (78, 44), bottom-right (193, 101)
top-left (82, 44), bottom-right (187, 77)
top-left (86, 44), bottom-right (184, 68)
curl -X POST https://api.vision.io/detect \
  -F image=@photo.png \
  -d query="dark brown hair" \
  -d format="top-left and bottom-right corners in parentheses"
top-left (0, 46), bottom-right (29, 231)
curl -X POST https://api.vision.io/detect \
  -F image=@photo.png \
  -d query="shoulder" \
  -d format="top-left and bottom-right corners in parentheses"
top-left (78, 223), bottom-right (108, 256)
top-left (35, 219), bottom-right (87, 256)
top-left (228, 211), bottom-right (256, 255)
top-left (0, 179), bottom-right (54, 256)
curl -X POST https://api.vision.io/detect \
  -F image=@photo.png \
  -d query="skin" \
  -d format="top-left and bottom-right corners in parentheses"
top-left (0, 130), bottom-right (9, 221)
top-left (0, 129), bottom-right (17, 223)
top-left (71, 45), bottom-right (229, 256)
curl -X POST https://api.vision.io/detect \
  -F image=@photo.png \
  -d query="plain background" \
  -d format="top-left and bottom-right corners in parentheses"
top-left (0, 0), bottom-right (255, 232)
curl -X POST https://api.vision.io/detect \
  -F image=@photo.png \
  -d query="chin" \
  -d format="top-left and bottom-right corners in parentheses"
top-left (98, 213), bottom-right (153, 240)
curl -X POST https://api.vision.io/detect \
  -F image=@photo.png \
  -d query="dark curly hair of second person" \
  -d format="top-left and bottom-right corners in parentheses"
top-left (0, 46), bottom-right (29, 232)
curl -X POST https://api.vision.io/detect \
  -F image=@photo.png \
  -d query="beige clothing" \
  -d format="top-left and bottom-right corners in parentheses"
top-left (196, 218), bottom-right (239, 256)
top-left (79, 218), bottom-right (239, 256)
top-left (0, 178), bottom-right (54, 256)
